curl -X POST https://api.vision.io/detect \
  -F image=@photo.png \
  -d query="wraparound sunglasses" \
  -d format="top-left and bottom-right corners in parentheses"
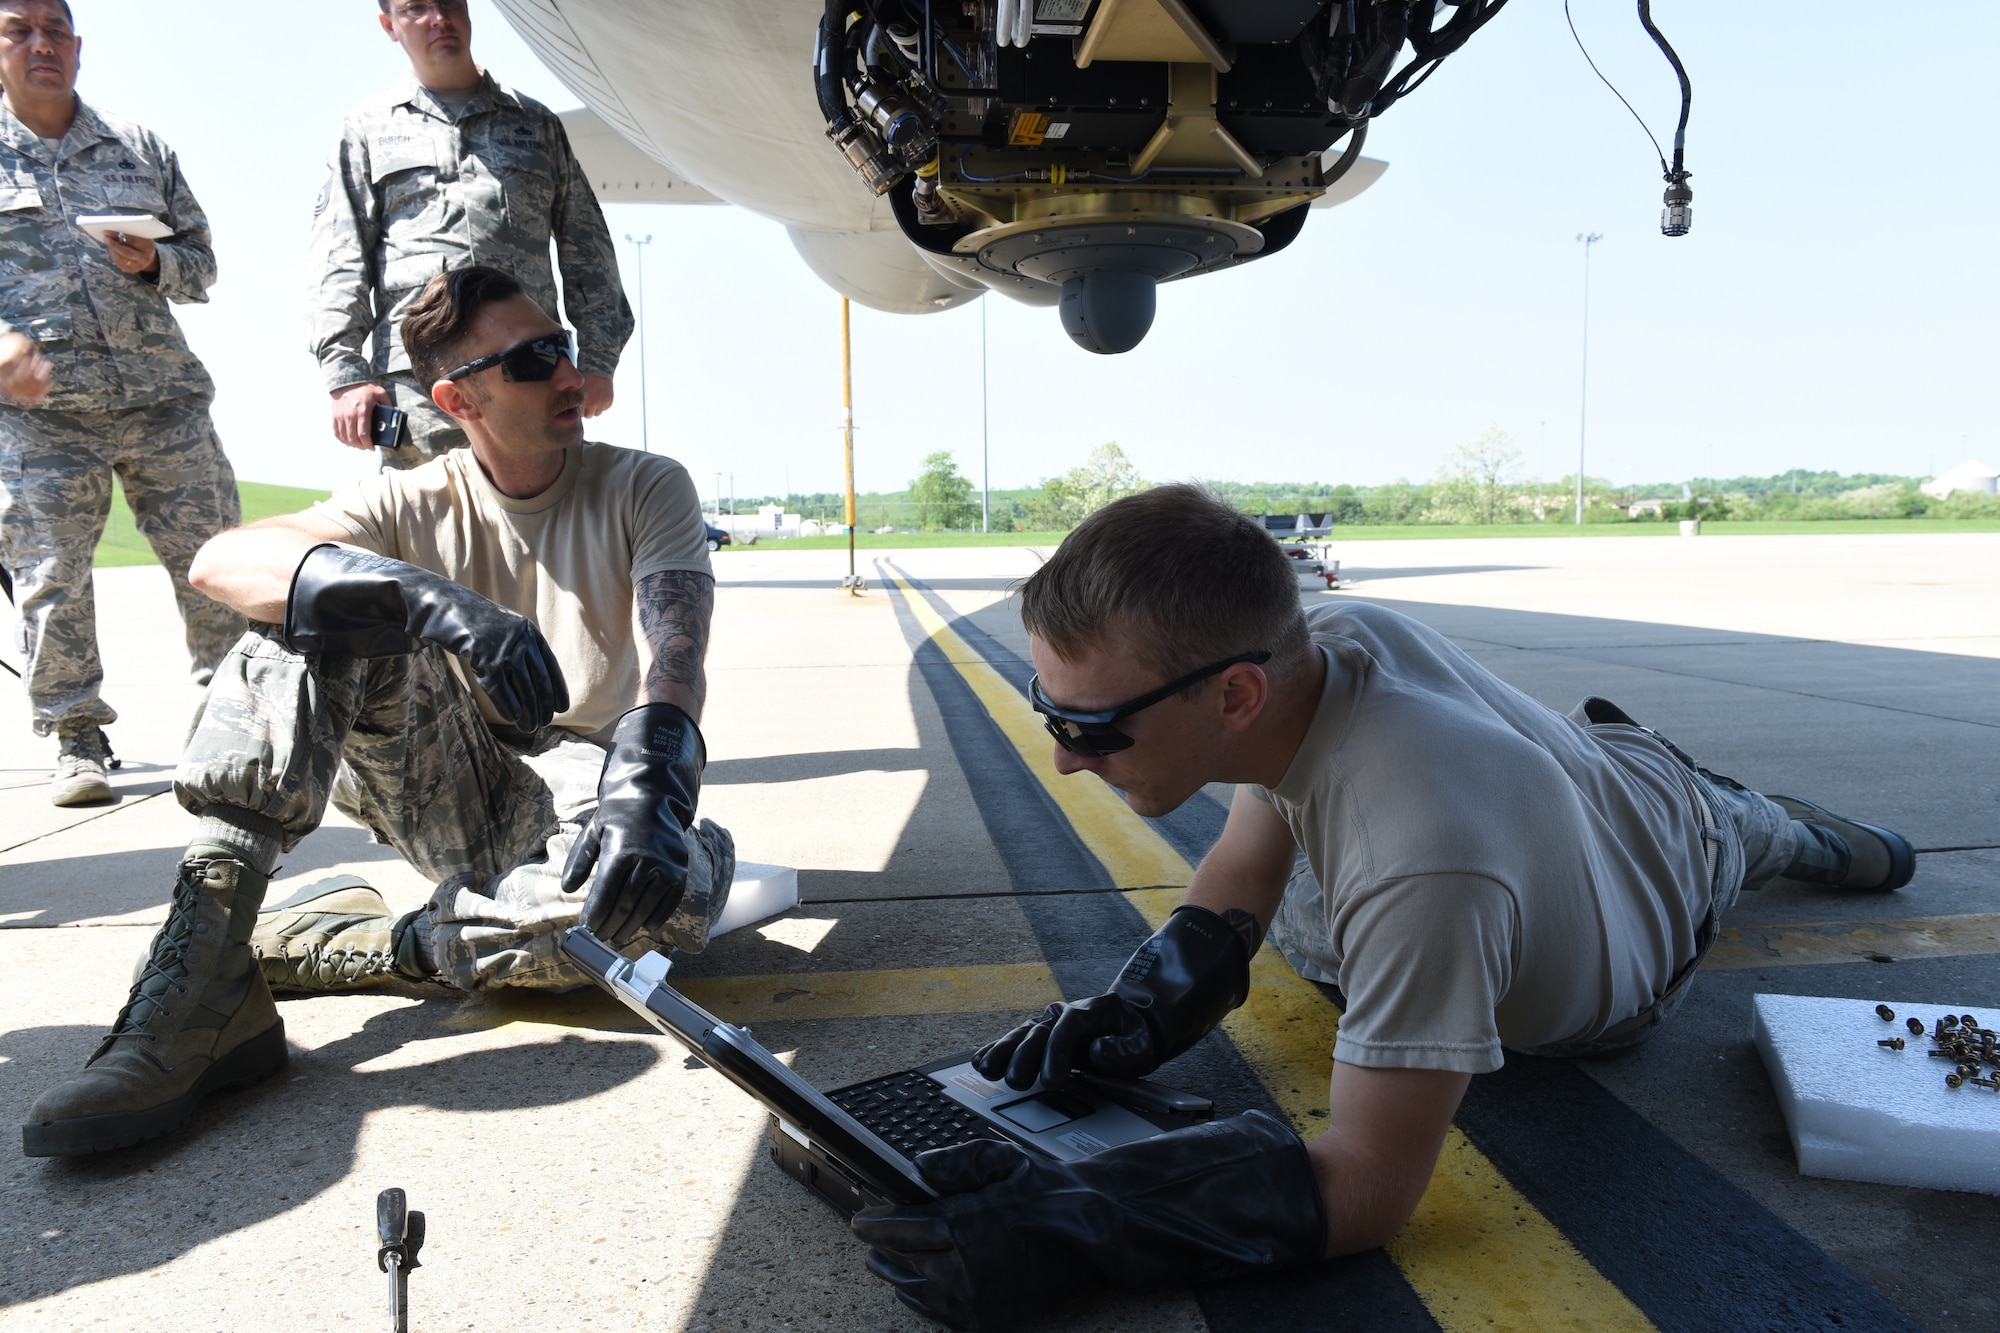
top-left (441, 331), bottom-right (576, 383)
top-left (1029, 650), bottom-right (1272, 758)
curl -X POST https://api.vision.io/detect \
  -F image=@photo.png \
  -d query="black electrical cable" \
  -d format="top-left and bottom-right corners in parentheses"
top-left (1563, 0), bottom-right (1669, 175)
top-left (1321, 120), bottom-right (1368, 186)
top-left (1371, 0), bottom-right (1509, 117)
top-left (814, 1), bottom-right (857, 129)
top-left (1637, 0), bottom-right (1692, 176)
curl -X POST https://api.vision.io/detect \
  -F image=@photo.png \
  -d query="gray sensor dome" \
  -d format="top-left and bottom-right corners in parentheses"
top-left (1058, 271), bottom-right (1158, 355)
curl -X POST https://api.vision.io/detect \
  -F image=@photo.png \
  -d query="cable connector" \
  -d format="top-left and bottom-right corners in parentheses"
top-left (1661, 170), bottom-right (1692, 237)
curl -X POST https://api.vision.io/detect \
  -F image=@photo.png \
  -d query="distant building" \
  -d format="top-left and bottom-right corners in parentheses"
top-left (1921, 461), bottom-right (1998, 499)
top-left (705, 504), bottom-right (805, 540)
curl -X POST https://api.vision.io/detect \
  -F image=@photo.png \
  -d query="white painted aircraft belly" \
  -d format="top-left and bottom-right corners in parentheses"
top-left (493, 0), bottom-right (889, 235)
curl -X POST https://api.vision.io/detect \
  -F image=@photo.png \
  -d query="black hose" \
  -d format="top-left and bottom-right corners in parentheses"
top-left (815, 0), bottom-right (855, 129)
top-left (1321, 120), bottom-right (1367, 186)
top-left (1636, 0), bottom-right (1691, 175)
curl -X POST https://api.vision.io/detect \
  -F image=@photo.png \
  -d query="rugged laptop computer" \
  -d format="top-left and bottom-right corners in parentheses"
top-left (560, 927), bottom-right (1213, 1216)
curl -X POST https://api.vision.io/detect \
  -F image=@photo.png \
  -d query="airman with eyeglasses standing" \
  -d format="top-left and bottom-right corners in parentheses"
top-left (23, 267), bottom-right (728, 1158)
top-left (307, 0), bottom-right (632, 470)
top-left (0, 0), bottom-right (244, 807)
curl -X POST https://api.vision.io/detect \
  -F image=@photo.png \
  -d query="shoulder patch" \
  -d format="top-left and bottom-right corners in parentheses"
top-left (314, 172), bottom-right (332, 216)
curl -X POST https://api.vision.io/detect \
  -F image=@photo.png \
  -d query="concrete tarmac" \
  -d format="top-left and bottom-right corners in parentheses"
top-left (2, 530), bottom-right (1995, 1331)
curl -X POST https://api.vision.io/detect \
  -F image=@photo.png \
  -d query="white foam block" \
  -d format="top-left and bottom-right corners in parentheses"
top-left (709, 861), bottom-right (799, 940)
top-left (1751, 992), bottom-right (2000, 1196)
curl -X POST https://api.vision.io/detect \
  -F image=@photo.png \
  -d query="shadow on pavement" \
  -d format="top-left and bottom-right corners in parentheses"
top-left (0, 1004), bottom-right (660, 1307)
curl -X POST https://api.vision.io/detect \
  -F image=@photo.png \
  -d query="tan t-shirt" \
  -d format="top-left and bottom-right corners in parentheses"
top-left (1249, 601), bottom-right (1711, 1075)
top-left (310, 442), bottom-right (711, 739)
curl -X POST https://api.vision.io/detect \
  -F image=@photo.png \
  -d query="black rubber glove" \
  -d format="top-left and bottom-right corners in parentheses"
top-left (974, 904), bottom-right (1251, 1091)
top-left (284, 542), bottom-right (568, 730)
top-left (853, 1110), bottom-right (1326, 1332)
top-left (561, 703), bottom-right (704, 948)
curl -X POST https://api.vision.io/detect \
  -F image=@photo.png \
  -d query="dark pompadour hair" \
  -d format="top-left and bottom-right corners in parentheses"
top-left (1019, 484), bottom-right (1313, 683)
top-left (400, 265), bottom-right (525, 391)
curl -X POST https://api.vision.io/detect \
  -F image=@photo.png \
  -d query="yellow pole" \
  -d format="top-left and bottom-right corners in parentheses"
top-left (841, 297), bottom-right (862, 594)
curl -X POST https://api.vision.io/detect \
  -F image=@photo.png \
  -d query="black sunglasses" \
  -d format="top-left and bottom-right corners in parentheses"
top-left (1029, 650), bottom-right (1272, 758)
top-left (441, 331), bottom-right (576, 384)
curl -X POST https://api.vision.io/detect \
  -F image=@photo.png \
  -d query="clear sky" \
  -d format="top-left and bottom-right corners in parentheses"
top-left (64, 1), bottom-right (1999, 503)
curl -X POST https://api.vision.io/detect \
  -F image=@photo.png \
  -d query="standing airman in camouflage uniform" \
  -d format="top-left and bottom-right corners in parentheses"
top-left (0, 0), bottom-right (243, 806)
top-left (308, 0), bottom-right (631, 470)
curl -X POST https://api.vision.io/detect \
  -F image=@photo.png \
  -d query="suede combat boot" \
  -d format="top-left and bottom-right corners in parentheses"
top-left (21, 846), bottom-right (286, 1156)
top-left (50, 722), bottom-right (118, 807)
top-left (251, 877), bottom-right (431, 991)
top-left (1771, 794), bottom-right (1916, 892)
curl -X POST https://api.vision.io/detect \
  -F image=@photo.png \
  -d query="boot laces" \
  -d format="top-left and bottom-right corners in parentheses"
top-left (108, 859), bottom-right (213, 1039)
top-left (56, 725), bottom-right (118, 775)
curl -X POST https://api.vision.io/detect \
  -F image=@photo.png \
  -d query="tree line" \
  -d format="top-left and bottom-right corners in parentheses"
top-left (728, 433), bottom-right (1999, 534)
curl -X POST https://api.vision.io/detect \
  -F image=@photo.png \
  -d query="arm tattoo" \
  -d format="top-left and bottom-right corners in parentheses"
top-left (1220, 908), bottom-right (1266, 959)
top-left (635, 569), bottom-right (714, 716)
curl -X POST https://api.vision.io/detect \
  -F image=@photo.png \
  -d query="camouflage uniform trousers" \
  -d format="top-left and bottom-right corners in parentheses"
top-left (378, 371), bottom-right (466, 472)
top-left (176, 624), bottom-right (734, 991)
top-left (0, 392), bottom-right (244, 735)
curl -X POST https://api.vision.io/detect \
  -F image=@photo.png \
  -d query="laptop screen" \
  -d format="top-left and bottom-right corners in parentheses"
top-left (560, 928), bottom-right (936, 1205)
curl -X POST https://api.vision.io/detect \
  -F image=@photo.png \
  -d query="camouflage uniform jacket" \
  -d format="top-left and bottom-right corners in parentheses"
top-left (306, 69), bottom-right (632, 391)
top-left (0, 98), bottom-right (215, 412)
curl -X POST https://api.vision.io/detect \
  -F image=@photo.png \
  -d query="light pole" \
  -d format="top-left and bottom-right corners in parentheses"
top-left (623, 233), bottom-right (652, 453)
top-left (840, 297), bottom-right (861, 592)
top-left (980, 299), bottom-right (990, 534)
top-left (1574, 232), bottom-right (1603, 527)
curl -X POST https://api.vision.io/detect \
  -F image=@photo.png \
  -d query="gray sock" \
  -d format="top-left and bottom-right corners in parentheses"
top-left (191, 811), bottom-right (284, 878)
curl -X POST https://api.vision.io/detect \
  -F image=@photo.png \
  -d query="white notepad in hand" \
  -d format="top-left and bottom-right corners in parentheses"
top-left (75, 214), bottom-right (172, 244)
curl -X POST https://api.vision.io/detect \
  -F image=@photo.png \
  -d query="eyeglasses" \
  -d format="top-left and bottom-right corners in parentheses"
top-left (391, 0), bottom-right (468, 20)
top-left (1029, 650), bottom-right (1272, 759)
top-left (441, 331), bottom-right (576, 384)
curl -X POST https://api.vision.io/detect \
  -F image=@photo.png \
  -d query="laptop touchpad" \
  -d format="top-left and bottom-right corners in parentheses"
top-left (994, 1091), bottom-right (1092, 1133)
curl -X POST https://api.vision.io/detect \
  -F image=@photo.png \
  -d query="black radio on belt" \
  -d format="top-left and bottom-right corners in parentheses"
top-left (369, 404), bottom-right (408, 451)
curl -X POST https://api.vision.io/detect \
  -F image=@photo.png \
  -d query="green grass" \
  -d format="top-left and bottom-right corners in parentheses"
top-left (94, 480), bottom-right (332, 568)
top-left (737, 530), bottom-right (1076, 551)
top-left (92, 497), bottom-right (2000, 568)
top-left (735, 517), bottom-right (2000, 552)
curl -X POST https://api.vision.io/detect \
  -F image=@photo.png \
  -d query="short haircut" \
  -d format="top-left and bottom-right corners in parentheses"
top-left (1019, 483), bottom-right (1313, 685)
top-left (400, 265), bottom-right (525, 391)
top-left (2, 0), bottom-right (76, 25)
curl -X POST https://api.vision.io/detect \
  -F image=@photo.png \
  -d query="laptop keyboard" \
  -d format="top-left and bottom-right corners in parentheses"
top-left (830, 1071), bottom-right (996, 1157)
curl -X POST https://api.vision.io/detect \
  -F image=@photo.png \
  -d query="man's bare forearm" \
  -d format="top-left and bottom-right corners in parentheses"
top-left (1180, 785), bottom-right (1301, 949)
top-left (635, 569), bottom-right (714, 720)
top-left (188, 515), bottom-right (350, 624)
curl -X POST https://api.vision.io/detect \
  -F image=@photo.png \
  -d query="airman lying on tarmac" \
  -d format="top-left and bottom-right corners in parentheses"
top-left (22, 264), bottom-right (731, 1158)
top-left (850, 484), bottom-right (1916, 1332)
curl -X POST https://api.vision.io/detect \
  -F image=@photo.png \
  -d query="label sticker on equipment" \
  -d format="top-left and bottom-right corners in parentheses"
top-left (1008, 111), bottom-right (1049, 147)
top-left (1059, 1130), bottom-right (1108, 1154)
top-left (949, 1070), bottom-right (1006, 1100)
top-left (1045, 122), bottom-right (1071, 139)
top-left (1036, 0), bottom-right (1090, 19)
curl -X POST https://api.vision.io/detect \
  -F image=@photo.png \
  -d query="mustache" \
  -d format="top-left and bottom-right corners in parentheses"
top-left (552, 388), bottom-right (585, 414)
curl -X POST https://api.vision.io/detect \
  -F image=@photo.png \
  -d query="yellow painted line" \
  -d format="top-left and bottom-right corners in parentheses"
top-left (881, 565), bottom-right (1189, 889)
top-left (893, 565), bottom-right (1656, 1330)
top-left (1128, 889), bottom-right (1655, 1332)
top-left (451, 962), bottom-right (1062, 1035)
top-left (676, 963), bottom-right (1060, 1023)
top-left (1706, 912), bottom-right (2000, 971)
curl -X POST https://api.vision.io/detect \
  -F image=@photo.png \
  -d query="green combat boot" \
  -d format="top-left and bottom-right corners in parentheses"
top-left (21, 846), bottom-right (286, 1156)
top-left (50, 723), bottom-right (118, 807)
top-left (251, 877), bottom-right (429, 991)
